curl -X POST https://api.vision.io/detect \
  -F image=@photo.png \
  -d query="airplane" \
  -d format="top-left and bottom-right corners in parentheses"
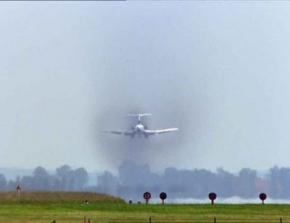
top-left (103, 113), bottom-right (178, 138)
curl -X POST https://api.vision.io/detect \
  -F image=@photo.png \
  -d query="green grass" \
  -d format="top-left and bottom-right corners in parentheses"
top-left (0, 192), bottom-right (290, 223)
top-left (0, 191), bottom-right (123, 203)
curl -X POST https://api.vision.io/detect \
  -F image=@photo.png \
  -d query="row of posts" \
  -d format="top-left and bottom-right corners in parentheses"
top-left (149, 216), bottom-right (284, 223)
top-left (137, 192), bottom-right (268, 205)
top-left (54, 215), bottom-right (285, 223)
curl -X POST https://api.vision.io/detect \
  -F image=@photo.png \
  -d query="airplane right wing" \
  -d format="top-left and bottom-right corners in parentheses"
top-left (144, 128), bottom-right (178, 135)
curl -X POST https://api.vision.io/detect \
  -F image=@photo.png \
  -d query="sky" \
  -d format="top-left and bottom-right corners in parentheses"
top-left (1, 2), bottom-right (290, 173)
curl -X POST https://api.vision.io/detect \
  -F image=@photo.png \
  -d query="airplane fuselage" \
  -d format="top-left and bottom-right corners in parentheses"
top-left (133, 123), bottom-right (147, 137)
top-left (135, 123), bottom-right (145, 131)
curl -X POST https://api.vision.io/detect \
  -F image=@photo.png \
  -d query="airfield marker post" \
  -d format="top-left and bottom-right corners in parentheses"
top-left (16, 185), bottom-right (21, 201)
top-left (259, 193), bottom-right (267, 205)
top-left (143, 192), bottom-right (151, 205)
top-left (208, 193), bottom-right (217, 205)
top-left (159, 192), bottom-right (167, 205)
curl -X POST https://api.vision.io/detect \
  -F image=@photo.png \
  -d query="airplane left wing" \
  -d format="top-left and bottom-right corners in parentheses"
top-left (144, 128), bottom-right (178, 135)
top-left (103, 130), bottom-right (123, 135)
top-left (103, 130), bottom-right (135, 136)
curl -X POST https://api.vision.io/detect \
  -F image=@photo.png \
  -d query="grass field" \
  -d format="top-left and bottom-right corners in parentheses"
top-left (0, 192), bottom-right (290, 223)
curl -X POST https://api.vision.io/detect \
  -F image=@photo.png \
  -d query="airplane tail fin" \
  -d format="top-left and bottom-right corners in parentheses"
top-left (127, 113), bottom-right (152, 122)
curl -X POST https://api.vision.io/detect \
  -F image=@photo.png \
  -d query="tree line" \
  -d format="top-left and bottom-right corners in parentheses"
top-left (0, 165), bottom-right (88, 191)
top-left (96, 162), bottom-right (290, 200)
top-left (1, 162), bottom-right (290, 200)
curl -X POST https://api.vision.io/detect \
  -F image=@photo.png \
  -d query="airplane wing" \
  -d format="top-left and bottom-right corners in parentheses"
top-left (102, 130), bottom-right (122, 135)
top-left (102, 130), bottom-right (135, 136)
top-left (144, 128), bottom-right (178, 135)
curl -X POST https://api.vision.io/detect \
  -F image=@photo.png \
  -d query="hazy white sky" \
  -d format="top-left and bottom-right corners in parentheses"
top-left (1, 2), bottom-right (290, 172)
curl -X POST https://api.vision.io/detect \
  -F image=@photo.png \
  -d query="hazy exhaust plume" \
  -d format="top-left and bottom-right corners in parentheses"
top-left (93, 71), bottom-right (205, 171)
